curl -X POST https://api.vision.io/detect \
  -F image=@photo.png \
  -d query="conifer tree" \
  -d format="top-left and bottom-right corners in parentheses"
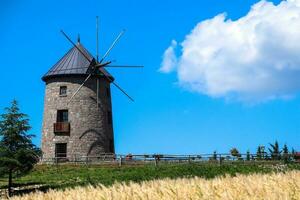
top-left (256, 146), bottom-right (262, 160)
top-left (0, 100), bottom-right (39, 196)
top-left (246, 150), bottom-right (251, 161)
top-left (268, 141), bottom-right (281, 160)
top-left (282, 144), bottom-right (289, 163)
top-left (212, 151), bottom-right (217, 160)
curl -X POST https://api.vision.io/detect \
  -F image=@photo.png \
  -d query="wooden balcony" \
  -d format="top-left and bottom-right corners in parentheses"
top-left (53, 122), bottom-right (70, 134)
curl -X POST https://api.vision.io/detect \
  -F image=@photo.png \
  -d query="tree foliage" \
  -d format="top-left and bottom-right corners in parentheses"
top-left (256, 145), bottom-right (267, 160)
top-left (210, 151), bottom-right (217, 161)
top-left (246, 150), bottom-right (251, 161)
top-left (268, 141), bottom-right (281, 160)
top-left (0, 100), bottom-right (40, 196)
top-left (282, 144), bottom-right (290, 163)
top-left (230, 148), bottom-right (241, 159)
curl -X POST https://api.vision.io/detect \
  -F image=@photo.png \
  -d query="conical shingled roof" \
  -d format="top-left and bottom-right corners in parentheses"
top-left (42, 42), bottom-right (113, 81)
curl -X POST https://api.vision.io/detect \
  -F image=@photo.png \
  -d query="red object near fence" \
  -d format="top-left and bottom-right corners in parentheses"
top-left (294, 152), bottom-right (300, 162)
top-left (126, 154), bottom-right (133, 160)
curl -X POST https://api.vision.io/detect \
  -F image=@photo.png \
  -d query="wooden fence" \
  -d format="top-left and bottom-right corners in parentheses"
top-left (40, 153), bottom-right (299, 166)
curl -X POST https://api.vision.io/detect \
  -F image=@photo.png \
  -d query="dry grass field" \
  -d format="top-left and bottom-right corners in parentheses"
top-left (12, 170), bottom-right (300, 200)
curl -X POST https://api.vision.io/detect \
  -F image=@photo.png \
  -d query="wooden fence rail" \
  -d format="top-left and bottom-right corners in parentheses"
top-left (40, 153), bottom-right (299, 165)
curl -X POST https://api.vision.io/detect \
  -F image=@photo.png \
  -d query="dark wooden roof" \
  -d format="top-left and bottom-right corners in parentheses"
top-left (42, 42), bottom-right (113, 81)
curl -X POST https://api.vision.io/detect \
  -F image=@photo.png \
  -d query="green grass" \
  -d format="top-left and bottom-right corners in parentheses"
top-left (1, 162), bottom-right (300, 193)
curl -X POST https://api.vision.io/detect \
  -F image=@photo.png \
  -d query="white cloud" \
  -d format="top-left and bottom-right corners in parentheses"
top-left (161, 0), bottom-right (300, 102)
top-left (159, 40), bottom-right (178, 73)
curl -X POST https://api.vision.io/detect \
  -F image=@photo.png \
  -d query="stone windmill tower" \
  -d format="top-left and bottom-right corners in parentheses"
top-left (41, 25), bottom-right (141, 162)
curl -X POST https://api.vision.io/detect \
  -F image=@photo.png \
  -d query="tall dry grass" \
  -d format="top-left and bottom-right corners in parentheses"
top-left (12, 171), bottom-right (300, 200)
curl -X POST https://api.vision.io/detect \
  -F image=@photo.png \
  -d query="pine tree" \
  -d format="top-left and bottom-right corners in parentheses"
top-left (246, 150), bottom-right (251, 161)
top-left (282, 144), bottom-right (289, 163)
top-left (261, 146), bottom-right (267, 160)
top-left (212, 151), bottom-right (217, 161)
top-left (256, 146), bottom-right (262, 160)
top-left (268, 141), bottom-right (281, 160)
top-left (0, 100), bottom-right (40, 196)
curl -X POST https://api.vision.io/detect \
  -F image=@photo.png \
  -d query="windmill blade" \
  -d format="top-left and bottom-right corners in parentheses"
top-left (105, 65), bottom-right (144, 68)
top-left (68, 74), bottom-right (92, 103)
top-left (112, 81), bottom-right (134, 102)
top-left (99, 29), bottom-right (126, 63)
top-left (94, 61), bottom-right (112, 68)
top-left (61, 30), bottom-right (93, 63)
top-left (60, 30), bottom-right (95, 103)
top-left (61, 29), bottom-right (134, 102)
top-left (98, 71), bottom-right (134, 102)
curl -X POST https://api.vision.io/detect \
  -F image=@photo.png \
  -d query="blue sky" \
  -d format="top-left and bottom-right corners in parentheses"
top-left (0, 0), bottom-right (299, 154)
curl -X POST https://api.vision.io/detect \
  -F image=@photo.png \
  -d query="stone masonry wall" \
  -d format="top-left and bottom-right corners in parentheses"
top-left (41, 75), bottom-right (114, 161)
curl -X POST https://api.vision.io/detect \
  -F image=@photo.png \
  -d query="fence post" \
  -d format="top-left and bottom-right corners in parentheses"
top-left (119, 155), bottom-right (122, 167)
top-left (219, 154), bottom-right (222, 166)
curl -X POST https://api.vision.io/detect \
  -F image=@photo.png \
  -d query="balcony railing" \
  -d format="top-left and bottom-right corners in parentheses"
top-left (53, 122), bottom-right (70, 133)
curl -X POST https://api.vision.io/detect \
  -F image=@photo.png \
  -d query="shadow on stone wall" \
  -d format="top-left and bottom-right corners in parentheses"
top-left (89, 96), bottom-right (105, 112)
top-left (79, 129), bottom-right (108, 156)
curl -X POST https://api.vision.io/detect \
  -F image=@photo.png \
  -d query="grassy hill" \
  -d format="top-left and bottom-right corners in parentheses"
top-left (11, 170), bottom-right (300, 200)
top-left (1, 162), bottom-right (300, 196)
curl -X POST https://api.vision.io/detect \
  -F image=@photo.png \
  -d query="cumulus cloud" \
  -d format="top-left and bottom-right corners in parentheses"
top-left (161, 0), bottom-right (300, 102)
top-left (159, 40), bottom-right (178, 73)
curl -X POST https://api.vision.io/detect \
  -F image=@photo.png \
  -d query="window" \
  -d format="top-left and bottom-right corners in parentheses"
top-left (59, 86), bottom-right (67, 96)
top-left (55, 143), bottom-right (67, 158)
top-left (54, 110), bottom-right (70, 134)
top-left (57, 110), bottom-right (68, 122)
top-left (106, 87), bottom-right (111, 97)
top-left (107, 111), bottom-right (112, 125)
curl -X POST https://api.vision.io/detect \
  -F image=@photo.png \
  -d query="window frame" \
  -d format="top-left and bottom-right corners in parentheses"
top-left (59, 86), bottom-right (67, 96)
top-left (55, 143), bottom-right (67, 158)
top-left (57, 109), bottom-right (68, 123)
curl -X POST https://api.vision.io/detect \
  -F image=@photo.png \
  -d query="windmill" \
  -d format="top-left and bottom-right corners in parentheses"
top-left (41, 18), bottom-right (142, 161)
top-left (61, 17), bottom-right (142, 104)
